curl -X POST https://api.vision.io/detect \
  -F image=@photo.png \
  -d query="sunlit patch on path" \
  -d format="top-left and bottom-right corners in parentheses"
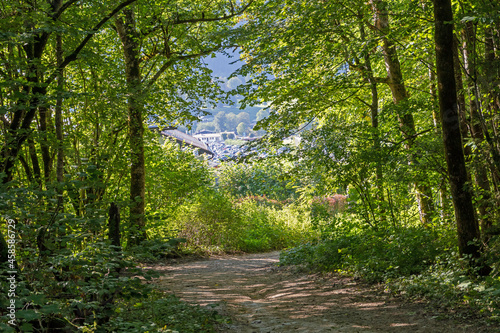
top-left (153, 252), bottom-right (493, 332)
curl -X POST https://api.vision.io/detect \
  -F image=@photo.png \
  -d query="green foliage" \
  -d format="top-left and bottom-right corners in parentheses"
top-left (1, 0), bottom-right (500, 329)
top-left (0, 182), bottom-right (150, 331)
top-left (144, 137), bottom-right (212, 239)
top-left (195, 109), bottom-right (259, 134)
top-left (105, 292), bottom-right (226, 333)
top-left (236, 122), bottom-right (247, 136)
top-left (387, 252), bottom-right (500, 321)
top-left (175, 190), bottom-right (244, 251)
top-left (0, 179), bottom-right (230, 331)
top-left (236, 198), bottom-right (313, 252)
top-left (309, 195), bottom-right (347, 230)
top-left (279, 211), bottom-right (500, 319)
top-left (217, 160), bottom-right (298, 201)
top-left (279, 214), bottom-right (450, 282)
top-left (126, 238), bottom-right (187, 263)
top-left (0, 238), bottom-right (154, 331)
top-left (173, 191), bottom-right (314, 253)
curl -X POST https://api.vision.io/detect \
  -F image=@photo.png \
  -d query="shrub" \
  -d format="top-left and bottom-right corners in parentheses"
top-left (310, 195), bottom-right (347, 229)
top-left (175, 190), bottom-right (244, 252)
top-left (387, 252), bottom-right (500, 321)
top-left (236, 198), bottom-right (313, 252)
top-left (279, 215), bottom-right (448, 282)
top-left (172, 193), bottom-right (314, 253)
top-left (144, 138), bottom-right (212, 239)
top-left (127, 238), bottom-right (187, 263)
top-left (105, 292), bottom-right (226, 333)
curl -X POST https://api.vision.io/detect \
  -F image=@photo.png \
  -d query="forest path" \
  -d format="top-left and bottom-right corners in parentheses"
top-left (152, 251), bottom-right (493, 333)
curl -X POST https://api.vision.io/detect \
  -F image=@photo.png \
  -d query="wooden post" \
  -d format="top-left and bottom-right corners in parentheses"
top-left (108, 202), bottom-right (121, 249)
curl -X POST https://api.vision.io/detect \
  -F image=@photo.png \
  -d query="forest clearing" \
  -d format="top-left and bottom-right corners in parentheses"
top-left (1, 0), bottom-right (500, 332)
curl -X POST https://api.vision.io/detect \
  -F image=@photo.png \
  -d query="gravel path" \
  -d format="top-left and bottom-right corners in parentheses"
top-left (152, 252), bottom-right (496, 332)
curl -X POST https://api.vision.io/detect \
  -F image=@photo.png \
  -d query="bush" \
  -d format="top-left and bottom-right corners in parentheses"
top-left (127, 238), bottom-right (187, 263)
top-left (387, 252), bottom-right (500, 321)
top-left (105, 292), bottom-right (227, 333)
top-left (144, 138), bottom-right (212, 240)
top-left (175, 190), bottom-right (245, 252)
top-left (310, 195), bottom-right (347, 230)
top-left (172, 193), bottom-right (314, 253)
top-left (237, 198), bottom-right (313, 252)
top-left (0, 238), bottom-right (156, 332)
top-left (279, 215), bottom-right (448, 282)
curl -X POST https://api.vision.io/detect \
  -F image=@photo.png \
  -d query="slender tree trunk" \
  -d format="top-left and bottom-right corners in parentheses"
top-left (108, 202), bottom-right (122, 248)
top-left (483, 26), bottom-right (500, 224)
top-left (28, 137), bottom-right (42, 186)
top-left (54, 33), bottom-right (68, 251)
top-left (432, 0), bottom-right (488, 272)
top-left (370, 0), bottom-right (434, 224)
top-left (18, 154), bottom-right (33, 183)
top-left (360, 19), bottom-right (385, 221)
top-left (56, 34), bottom-right (64, 186)
top-left (116, 9), bottom-right (147, 246)
top-left (1, 32), bottom-right (47, 184)
top-left (462, 22), bottom-right (494, 236)
top-left (428, 47), bottom-right (450, 219)
top-left (39, 103), bottom-right (53, 185)
top-left (453, 35), bottom-right (471, 146)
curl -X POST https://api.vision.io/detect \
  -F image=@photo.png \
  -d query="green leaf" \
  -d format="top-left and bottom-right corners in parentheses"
top-left (16, 309), bottom-right (40, 321)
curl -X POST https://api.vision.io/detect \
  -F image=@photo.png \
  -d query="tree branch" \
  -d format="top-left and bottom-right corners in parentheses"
top-left (44, 0), bottom-right (138, 87)
top-left (145, 47), bottom-right (222, 89)
top-left (52, 0), bottom-right (79, 20)
top-left (172, 0), bottom-right (255, 25)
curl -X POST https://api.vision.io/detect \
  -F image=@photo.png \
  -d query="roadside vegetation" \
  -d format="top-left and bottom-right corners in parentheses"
top-left (1, 0), bottom-right (500, 332)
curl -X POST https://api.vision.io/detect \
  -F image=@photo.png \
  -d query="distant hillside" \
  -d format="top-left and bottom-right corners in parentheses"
top-left (205, 105), bottom-right (262, 121)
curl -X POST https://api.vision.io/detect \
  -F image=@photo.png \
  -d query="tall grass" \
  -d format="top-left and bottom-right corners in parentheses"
top-left (172, 191), bottom-right (316, 253)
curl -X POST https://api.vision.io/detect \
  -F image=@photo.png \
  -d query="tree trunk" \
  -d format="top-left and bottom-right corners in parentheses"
top-left (108, 203), bottom-right (121, 248)
top-left (116, 9), bottom-right (147, 246)
top-left (56, 34), bottom-right (64, 186)
top-left (429, 64), bottom-right (450, 219)
top-left (28, 137), bottom-right (42, 186)
top-left (453, 35), bottom-right (471, 147)
top-left (432, 0), bottom-right (488, 272)
top-left (462, 21), bottom-right (494, 237)
top-left (360, 19), bottom-right (385, 221)
top-left (370, 0), bottom-right (434, 224)
top-left (39, 103), bottom-right (53, 185)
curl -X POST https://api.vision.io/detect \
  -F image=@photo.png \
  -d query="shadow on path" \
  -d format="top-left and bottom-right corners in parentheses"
top-left (153, 252), bottom-right (495, 333)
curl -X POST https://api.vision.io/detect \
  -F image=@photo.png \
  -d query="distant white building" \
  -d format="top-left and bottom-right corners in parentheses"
top-left (193, 133), bottom-right (223, 143)
top-left (283, 135), bottom-right (301, 146)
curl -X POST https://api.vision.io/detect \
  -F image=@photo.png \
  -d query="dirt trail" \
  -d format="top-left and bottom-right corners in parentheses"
top-left (153, 252), bottom-right (495, 332)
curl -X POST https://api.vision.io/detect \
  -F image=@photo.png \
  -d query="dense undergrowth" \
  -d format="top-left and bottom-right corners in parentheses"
top-left (3, 139), bottom-right (500, 331)
top-left (279, 213), bottom-right (500, 322)
top-left (0, 148), bottom-right (317, 332)
top-left (103, 292), bottom-right (228, 333)
top-left (174, 191), bottom-right (313, 253)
